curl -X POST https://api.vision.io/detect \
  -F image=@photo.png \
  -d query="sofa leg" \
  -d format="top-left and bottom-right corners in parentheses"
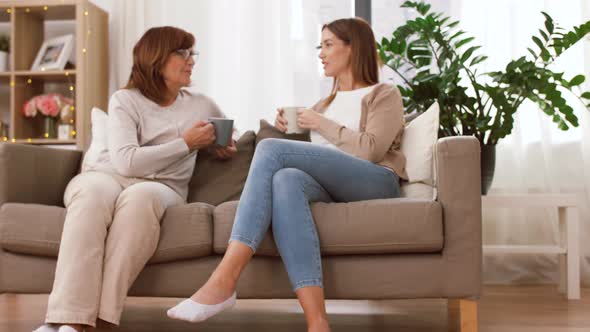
top-left (448, 299), bottom-right (478, 332)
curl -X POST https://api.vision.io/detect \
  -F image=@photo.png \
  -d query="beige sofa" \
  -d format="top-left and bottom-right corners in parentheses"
top-left (0, 130), bottom-right (482, 331)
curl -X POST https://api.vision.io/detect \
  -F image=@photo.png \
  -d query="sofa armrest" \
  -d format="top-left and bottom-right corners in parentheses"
top-left (0, 144), bottom-right (82, 207)
top-left (434, 136), bottom-right (482, 296)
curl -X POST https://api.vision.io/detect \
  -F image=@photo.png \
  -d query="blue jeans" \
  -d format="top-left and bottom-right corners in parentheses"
top-left (229, 138), bottom-right (400, 290)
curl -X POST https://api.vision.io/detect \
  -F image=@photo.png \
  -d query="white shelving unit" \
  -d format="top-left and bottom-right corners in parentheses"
top-left (482, 194), bottom-right (581, 300)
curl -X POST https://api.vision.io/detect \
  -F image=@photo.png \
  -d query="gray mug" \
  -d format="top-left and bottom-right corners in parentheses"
top-left (208, 117), bottom-right (234, 146)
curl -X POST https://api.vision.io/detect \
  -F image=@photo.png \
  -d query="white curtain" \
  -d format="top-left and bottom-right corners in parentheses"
top-left (94, 0), bottom-right (590, 284)
top-left (374, 0), bottom-right (590, 285)
top-left (456, 0), bottom-right (590, 286)
top-left (93, 0), bottom-right (354, 133)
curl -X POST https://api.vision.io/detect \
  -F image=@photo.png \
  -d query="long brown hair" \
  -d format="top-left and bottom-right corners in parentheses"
top-left (125, 26), bottom-right (195, 105)
top-left (321, 18), bottom-right (379, 107)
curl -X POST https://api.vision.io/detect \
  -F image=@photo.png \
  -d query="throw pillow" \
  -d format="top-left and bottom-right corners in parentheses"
top-left (186, 131), bottom-right (256, 205)
top-left (400, 102), bottom-right (439, 199)
top-left (255, 119), bottom-right (310, 146)
top-left (81, 107), bottom-right (108, 172)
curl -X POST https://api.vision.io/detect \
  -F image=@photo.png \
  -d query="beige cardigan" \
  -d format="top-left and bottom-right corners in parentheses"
top-left (311, 83), bottom-right (408, 180)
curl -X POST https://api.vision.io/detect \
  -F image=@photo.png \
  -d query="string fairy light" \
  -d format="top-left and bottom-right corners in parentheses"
top-left (18, 4), bottom-right (89, 143)
top-left (3, 4), bottom-right (97, 144)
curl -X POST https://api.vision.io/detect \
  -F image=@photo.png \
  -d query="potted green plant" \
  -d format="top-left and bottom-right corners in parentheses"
top-left (377, 1), bottom-right (590, 194)
top-left (0, 34), bottom-right (8, 72)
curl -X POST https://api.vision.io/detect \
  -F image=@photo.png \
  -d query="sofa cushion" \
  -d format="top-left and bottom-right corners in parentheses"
top-left (187, 131), bottom-right (255, 205)
top-left (0, 202), bottom-right (215, 264)
top-left (400, 102), bottom-right (439, 200)
top-left (255, 119), bottom-right (310, 146)
top-left (213, 198), bottom-right (444, 256)
top-left (81, 107), bottom-right (109, 172)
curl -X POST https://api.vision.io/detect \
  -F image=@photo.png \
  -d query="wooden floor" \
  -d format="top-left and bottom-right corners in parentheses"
top-left (1, 285), bottom-right (589, 332)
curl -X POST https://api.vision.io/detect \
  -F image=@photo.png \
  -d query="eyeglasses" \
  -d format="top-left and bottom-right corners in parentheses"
top-left (175, 49), bottom-right (199, 62)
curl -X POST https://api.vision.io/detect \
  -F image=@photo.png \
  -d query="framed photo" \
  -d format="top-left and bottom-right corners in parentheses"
top-left (31, 34), bottom-right (74, 71)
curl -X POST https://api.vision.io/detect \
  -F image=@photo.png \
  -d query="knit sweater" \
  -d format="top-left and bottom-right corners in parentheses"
top-left (88, 88), bottom-right (225, 200)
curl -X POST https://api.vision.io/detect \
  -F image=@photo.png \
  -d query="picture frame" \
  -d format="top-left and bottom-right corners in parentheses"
top-left (31, 34), bottom-right (74, 71)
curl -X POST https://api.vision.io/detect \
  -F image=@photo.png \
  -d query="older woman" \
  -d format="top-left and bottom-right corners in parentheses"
top-left (34, 26), bottom-right (236, 332)
top-left (168, 18), bottom-right (406, 332)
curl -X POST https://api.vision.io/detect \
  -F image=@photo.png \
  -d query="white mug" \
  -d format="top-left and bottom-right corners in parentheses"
top-left (282, 106), bottom-right (306, 134)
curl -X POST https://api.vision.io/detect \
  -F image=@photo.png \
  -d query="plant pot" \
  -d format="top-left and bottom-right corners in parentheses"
top-left (480, 144), bottom-right (496, 195)
top-left (43, 116), bottom-right (57, 139)
top-left (0, 51), bottom-right (7, 72)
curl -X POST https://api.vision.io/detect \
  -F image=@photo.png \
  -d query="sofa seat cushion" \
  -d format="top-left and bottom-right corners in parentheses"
top-left (0, 202), bottom-right (215, 264)
top-left (213, 198), bottom-right (443, 256)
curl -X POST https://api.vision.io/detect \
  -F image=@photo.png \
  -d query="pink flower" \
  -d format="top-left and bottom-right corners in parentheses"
top-left (22, 93), bottom-right (74, 119)
top-left (22, 99), bottom-right (37, 118)
top-left (36, 94), bottom-right (60, 117)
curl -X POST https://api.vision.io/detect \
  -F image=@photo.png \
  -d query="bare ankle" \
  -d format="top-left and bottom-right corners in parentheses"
top-left (213, 274), bottom-right (236, 290)
top-left (308, 318), bottom-right (330, 332)
top-left (211, 265), bottom-right (241, 285)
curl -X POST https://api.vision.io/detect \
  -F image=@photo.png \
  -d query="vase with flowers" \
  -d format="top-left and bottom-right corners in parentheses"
top-left (22, 94), bottom-right (74, 139)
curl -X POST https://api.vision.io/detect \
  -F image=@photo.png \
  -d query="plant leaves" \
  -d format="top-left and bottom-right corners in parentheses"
top-left (447, 20), bottom-right (460, 28)
top-left (539, 29), bottom-right (549, 41)
top-left (454, 37), bottom-right (475, 48)
top-left (470, 55), bottom-right (488, 66)
top-left (439, 16), bottom-right (450, 26)
top-left (540, 48), bottom-right (551, 62)
top-left (385, 3), bottom-right (588, 144)
top-left (544, 18), bottom-right (554, 34)
top-left (401, 1), bottom-right (416, 9)
top-left (449, 30), bottom-right (466, 41)
top-left (380, 37), bottom-right (389, 50)
top-left (527, 47), bottom-right (537, 59)
top-left (541, 12), bottom-right (554, 34)
top-left (532, 36), bottom-right (546, 52)
top-left (417, 3), bottom-right (431, 15)
top-left (460, 46), bottom-right (481, 63)
top-left (569, 75), bottom-right (585, 86)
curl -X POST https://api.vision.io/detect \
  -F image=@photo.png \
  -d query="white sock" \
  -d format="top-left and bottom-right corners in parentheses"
top-left (33, 324), bottom-right (59, 332)
top-left (167, 292), bottom-right (237, 323)
top-left (58, 326), bottom-right (82, 332)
